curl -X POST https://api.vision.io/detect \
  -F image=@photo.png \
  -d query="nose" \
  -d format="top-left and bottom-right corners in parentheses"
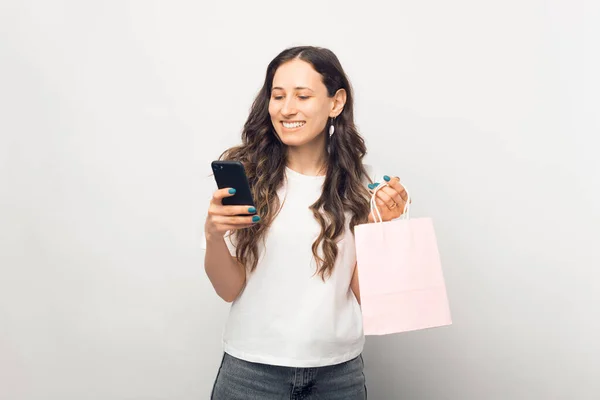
top-left (281, 97), bottom-right (297, 116)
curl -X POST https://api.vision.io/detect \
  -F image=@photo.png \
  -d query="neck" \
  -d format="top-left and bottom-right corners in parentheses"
top-left (286, 134), bottom-right (328, 176)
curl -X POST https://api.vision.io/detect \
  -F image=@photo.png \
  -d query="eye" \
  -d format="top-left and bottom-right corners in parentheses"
top-left (273, 95), bottom-right (284, 100)
top-left (298, 96), bottom-right (310, 100)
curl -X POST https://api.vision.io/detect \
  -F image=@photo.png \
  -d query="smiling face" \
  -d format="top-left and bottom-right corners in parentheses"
top-left (268, 59), bottom-right (335, 148)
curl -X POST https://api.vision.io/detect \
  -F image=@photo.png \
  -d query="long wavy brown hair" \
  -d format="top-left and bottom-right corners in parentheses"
top-left (218, 46), bottom-right (374, 280)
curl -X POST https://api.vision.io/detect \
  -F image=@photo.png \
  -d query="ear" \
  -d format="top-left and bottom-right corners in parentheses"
top-left (329, 88), bottom-right (347, 118)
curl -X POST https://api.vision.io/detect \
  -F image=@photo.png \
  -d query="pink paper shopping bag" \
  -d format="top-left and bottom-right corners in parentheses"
top-left (354, 183), bottom-right (452, 335)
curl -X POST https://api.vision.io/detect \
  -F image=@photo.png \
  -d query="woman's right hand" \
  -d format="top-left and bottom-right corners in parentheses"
top-left (204, 188), bottom-right (260, 239)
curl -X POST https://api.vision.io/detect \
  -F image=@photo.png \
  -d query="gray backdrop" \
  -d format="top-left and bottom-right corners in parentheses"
top-left (1, 1), bottom-right (598, 399)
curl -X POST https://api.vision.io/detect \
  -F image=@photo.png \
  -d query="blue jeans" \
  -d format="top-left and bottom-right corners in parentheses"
top-left (211, 352), bottom-right (367, 399)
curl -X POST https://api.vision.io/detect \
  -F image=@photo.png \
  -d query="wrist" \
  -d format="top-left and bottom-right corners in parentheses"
top-left (205, 230), bottom-right (225, 244)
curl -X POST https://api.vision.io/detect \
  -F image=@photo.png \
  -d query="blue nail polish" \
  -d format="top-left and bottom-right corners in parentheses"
top-left (368, 184), bottom-right (373, 189)
top-left (248, 206), bottom-right (256, 213)
top-left (252, 215), bottom-right (261, 223)
top-left (228, 188), bottom-right (236, 194)
top-left (373, 182), bottom-right (380, 187)
top-left (383, 175), bottom-right (391, 182)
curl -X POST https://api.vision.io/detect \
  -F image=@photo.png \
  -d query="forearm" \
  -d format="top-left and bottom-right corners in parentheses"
top-left (204, 234), bottom-right (246, 302)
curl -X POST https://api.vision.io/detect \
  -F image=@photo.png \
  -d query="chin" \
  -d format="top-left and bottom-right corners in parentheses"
top-left (276, 132), bottom-right (312, 147)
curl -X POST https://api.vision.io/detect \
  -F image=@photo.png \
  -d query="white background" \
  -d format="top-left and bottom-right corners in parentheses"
top-left (1, 1), bottom-right (598, 399)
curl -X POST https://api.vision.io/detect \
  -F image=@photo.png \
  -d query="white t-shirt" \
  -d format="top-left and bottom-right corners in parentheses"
top-left (201, 164), bottom-right (387, 367)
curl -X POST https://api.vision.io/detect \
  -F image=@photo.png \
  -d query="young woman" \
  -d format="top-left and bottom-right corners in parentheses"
top-left (203, 46), bottom-right (409, 399)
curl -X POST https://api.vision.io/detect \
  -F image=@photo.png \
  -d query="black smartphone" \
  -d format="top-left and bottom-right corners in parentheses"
top-left (211, 160), bottom-right (256, 208)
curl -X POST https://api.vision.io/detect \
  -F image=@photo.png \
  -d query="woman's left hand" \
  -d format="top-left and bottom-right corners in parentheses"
top-left (367, 175), bottom-right (411, 223)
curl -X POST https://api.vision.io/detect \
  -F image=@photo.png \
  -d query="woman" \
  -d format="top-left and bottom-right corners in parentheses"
top-left (203, 46), bottom-right (409, 399)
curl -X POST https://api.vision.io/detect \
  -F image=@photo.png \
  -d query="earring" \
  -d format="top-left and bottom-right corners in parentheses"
top-left (329, 117), bottom-right (336, 137)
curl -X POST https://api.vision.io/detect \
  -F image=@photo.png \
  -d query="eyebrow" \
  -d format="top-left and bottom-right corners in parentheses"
top-left (271, 86), bottom-right (314, 92)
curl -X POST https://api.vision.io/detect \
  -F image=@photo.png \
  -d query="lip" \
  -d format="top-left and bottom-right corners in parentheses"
top-left (281, 121), bottom-right (306, 131)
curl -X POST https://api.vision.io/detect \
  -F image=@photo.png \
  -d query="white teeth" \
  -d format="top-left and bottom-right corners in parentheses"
top-left (283, 121), bottom-right (305, 129)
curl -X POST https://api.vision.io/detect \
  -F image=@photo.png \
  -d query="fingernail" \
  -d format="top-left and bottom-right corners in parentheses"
top-left (383, 175), bottom-right (391, 182)
top-left (252, 215), bottom-right (261, 223)
top-left (228, 188), bottom-right (236, 194)
top-left (248, 206), bottom-right (256, 213)
top-left (367, 184), bottom-right (374, 189)
top-left (373, 182), bottom-right (380, 187)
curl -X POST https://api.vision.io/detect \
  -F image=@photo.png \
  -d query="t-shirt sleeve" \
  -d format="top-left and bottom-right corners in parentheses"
top-left (199, 172), bottom-right (238, 257)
